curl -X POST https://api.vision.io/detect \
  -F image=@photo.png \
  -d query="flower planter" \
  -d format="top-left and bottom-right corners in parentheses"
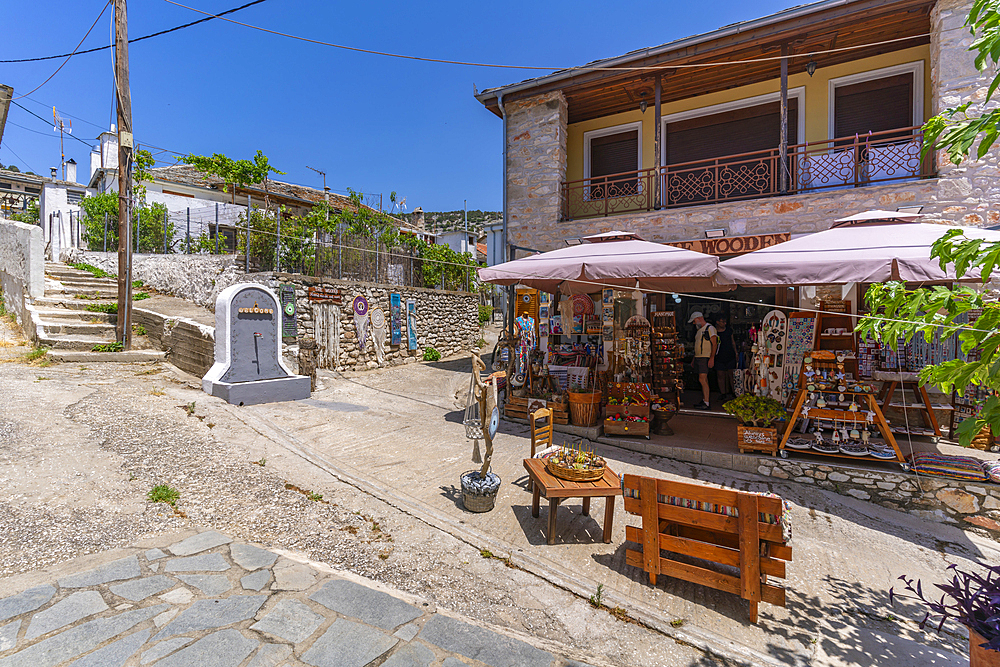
top-left (737, 424), bottom-right (778, 455)
top-left (461, 470), bottom-right (501, 513)
top-left (971, 629), bottom-right (1000, 667)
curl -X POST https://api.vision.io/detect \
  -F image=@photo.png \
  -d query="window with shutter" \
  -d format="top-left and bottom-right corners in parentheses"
top-left (586, 127), bottom-right (640, 199)
top-left (834, 73), bottom-right (913, 139)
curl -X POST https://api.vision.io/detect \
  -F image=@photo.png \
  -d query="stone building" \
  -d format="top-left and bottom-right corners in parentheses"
top-left (475, 0), bottom-right (994, 260)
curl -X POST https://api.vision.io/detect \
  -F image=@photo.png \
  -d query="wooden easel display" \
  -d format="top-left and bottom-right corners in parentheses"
top-left (779, 355), bottom-right (905, 463)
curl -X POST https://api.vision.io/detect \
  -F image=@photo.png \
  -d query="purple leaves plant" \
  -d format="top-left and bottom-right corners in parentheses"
top-left (890, 562), bottom-right (1000, 652)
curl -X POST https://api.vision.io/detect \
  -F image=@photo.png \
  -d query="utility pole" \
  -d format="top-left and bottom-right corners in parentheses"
top-left (114, 0), bottom-right (133, 349)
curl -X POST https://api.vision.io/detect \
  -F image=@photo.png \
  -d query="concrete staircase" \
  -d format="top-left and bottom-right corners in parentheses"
top-left (34, 263), bottom-right (119, 350)
top-left (26, 263), bottom-right (164, 363)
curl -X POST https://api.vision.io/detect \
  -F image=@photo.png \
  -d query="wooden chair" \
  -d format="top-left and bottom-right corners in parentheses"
top-left (622, 473), bottom-right (792, 623)
top-left (529, 407), bottom-right (554, 457)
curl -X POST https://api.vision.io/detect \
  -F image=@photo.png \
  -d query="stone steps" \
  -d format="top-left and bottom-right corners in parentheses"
top-left (37, 320), bottom-right (117, 336)
top-left (35, 332), bottom-right (116, 351)
top-left (32, 308), bottom-right (117, 323)
top-left (33, 297), bottom-right (116, 311)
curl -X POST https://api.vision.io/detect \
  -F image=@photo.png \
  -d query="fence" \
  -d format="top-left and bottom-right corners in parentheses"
top-left (73, 201), bottom-right (477, 292)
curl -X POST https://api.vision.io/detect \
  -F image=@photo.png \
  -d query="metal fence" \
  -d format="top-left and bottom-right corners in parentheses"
top-left (73, 202), bottom-right (476, 291)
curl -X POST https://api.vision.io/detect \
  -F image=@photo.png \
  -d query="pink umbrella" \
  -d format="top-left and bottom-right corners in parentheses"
top-left (718, 220), bottom-right (1000, 286)
top-left (478, 231), bottom-right (724, 295)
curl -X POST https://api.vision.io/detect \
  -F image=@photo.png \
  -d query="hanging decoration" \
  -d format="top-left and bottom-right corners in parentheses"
top-left (353, 295), bottom-right (370, 351)
top-left (406, 299), bottom-right (418, 350)
top-left (370, 307), bottom-right (387, 364)
top-left (390, 293), bottom-right (402, 346)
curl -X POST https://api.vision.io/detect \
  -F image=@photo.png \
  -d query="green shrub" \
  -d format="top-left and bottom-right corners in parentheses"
top-left (69, 262), bottom-right (112, 279)
top-left (422, 347), bottom-right (441, 362)
top-left (92, 342), bottom-right (123, 352)
top-left (133, 292), bottom-right (150, 301)
top-left (478, 304), bottom-right (493, 326)
top-left (86, 303), bottom-right (118, 313)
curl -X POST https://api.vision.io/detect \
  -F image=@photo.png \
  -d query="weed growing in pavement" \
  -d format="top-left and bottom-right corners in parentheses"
top-left (589, 583), bottom-right (604, 608)
top-left (670, 619), bottom-right (685, 628)
top-left (422, 347), bottom-right (441, 361)
top-left (149, 387), bottom-right (165, 396)
top-left (92, 342), bottom-right (124, 352)
top-left (133, 279), bottom-right (144, 288)
top-left (307, 492), bottom-right (323, 502)
top-left (69, 262), bottom-right (113, 278)
top-left (134, 292), bottom-right (150, 301)
top-left (132, 324), bottom-right (147, 336)
top-left (135, 367), bottom-right (160, 375)
top-left (179, 401), bottom-right (196, 416)
top-left (206, 422), bottom-right (215, 428)
top-left (74, 293), bottom-right (96, 299)
top-left (379, 552), bottom-right (390, 560)
top-left (22, 347), bottom-right (49, 365)
top-left (148, 484), bottom-right (180, 506)
top-left (480, 549), bottom-right (493, 559)
top-left (86, 303), bottom-right (118, 313)
top-left (252, 457), bottom-right (266, 467)
top-left (34, 376), bottom-right (49, 382)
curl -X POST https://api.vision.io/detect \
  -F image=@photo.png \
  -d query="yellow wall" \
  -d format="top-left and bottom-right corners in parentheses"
top-left (566, 45), bottom-right (931, 182)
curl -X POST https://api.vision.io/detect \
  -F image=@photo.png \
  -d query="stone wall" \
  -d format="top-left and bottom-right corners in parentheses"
top-left (0, 218), bottom-right (44, 338)
top-left (132, 306), bottom-right (215, 377)
top-left (755, 456), bottom-right (1000, 533)
top-left (275, 274), bottom-right (479, 372)
top-left (505, 92), bottom-right (567, 255)
top-left (64, 249), bottom-right (245, 310)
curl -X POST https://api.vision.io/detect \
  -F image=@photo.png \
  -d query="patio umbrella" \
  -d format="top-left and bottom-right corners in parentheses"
top-left (717, 219), bottom-right (1000, 286)
top-left (477, 231), bottom-right (725, 294)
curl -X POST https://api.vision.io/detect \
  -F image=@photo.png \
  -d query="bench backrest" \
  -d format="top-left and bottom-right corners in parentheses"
top-left (622, 473), bottom-right (791, 622)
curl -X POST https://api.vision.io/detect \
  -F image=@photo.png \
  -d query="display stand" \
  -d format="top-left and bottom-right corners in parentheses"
top-left (650, 311), bottom-right (683, 398)
top-left (873, 371), bottom-right (946, 438)
top-left (780, 357), bottom-right (905, 463)
top-left (816, 300), bottom-right (858, 378)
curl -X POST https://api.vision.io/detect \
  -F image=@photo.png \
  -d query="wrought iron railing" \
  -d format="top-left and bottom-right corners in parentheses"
top-left (561, 126), bottom-right (933, 220)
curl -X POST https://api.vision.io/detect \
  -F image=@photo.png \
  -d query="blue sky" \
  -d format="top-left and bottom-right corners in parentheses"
top-left (1, 0), bottom-right (793, 211)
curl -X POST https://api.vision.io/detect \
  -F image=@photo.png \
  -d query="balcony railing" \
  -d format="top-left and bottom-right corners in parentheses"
top-left (561, 126), bottom-right (933, 220)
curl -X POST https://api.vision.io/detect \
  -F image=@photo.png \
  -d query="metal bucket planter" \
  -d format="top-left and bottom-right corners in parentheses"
top-left (461, 470), bottom-right (501, 513)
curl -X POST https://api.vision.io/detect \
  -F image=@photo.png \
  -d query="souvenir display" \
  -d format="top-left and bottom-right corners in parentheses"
top-left (650, 312), bottom-right (682, 397)
top-left (353, 295), bottom-right (370, 351)
top-left (759, 310), bottom-right (787, 402)
top-left (370, 307), bottom-right (386, 364)
top-left (622, 315), bottom-right (652, 384)
top-left (781, 314), bottom-right (816, 403)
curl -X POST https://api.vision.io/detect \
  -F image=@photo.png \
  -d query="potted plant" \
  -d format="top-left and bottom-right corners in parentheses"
top-left (890, 563), bottom-right (1000, 665)
top-left (723, 394), bottom-right (786, 455)
top-left (461, 352), bottom-right (501, 512)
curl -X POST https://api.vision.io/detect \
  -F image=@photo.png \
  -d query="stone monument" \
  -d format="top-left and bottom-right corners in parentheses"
top-left (202, 283), bottom-right (311, 405)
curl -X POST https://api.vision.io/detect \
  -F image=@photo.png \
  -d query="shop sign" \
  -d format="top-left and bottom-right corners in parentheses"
top-left (667, 232), bottom-right (789, 256)
top-left (308, 285), bottom-right (342, 304)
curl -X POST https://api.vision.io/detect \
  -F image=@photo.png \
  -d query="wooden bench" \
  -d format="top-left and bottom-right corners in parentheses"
top-left (622, 474), bottom-right (792, 623)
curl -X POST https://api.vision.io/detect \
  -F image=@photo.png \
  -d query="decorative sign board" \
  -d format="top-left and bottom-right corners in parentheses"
top-left (390, 293), bottom-right (402, 346)
top-left (279, 284), bottom-right (297, 341)
top-left (406, 299), bottom-right (417, 351)
top-left (307, 285), bottom-right (342, 304)
top-left (667, 232), bottom-right (790, 256)
top-left (202, 283), bottom-right (311, 405)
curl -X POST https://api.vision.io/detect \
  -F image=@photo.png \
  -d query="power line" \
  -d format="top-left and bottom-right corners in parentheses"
top-left (4, 120), bottom-right (62, 139)
top-left (9, 100), bottom-right (93, 147)
top-left (164, 0), bottom-right (939, 73)
top-left (13, 1), bottom-right (113, 100)
top-left (0, 144), bottom-right (37, 174)
top-left (0, 0), bottom-right (270, 64)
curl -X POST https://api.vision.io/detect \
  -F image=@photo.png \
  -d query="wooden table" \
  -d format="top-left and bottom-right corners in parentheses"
top-left (523, 458), bottom-right (621, 545)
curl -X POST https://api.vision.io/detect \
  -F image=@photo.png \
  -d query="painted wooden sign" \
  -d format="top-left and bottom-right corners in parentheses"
top-left (307, 285), bottom-right (342, 304)
top-left (390, 293), bottom-right (402, 346)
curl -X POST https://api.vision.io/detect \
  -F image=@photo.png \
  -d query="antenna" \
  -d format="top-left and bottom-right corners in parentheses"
top-left (52, 107), bottom-right (72, 180)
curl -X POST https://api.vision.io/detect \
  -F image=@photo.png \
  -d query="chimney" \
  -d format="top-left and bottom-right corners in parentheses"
top-left (413, 207), bottom-right (424, 230)
top-left (65, 158), bottom-right (77, 183)
top-left (50, 167), bottom-right (57, 179)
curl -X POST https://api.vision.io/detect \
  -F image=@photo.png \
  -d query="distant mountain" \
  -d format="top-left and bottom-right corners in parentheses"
top-left (399, 210), bottom-right (502, 235)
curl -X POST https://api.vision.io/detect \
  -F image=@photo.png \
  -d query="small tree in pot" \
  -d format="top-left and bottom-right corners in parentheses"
top-left (890, 563), bottom-right (1000, 663)
top-left (723, 394), bottom-right (786, 455)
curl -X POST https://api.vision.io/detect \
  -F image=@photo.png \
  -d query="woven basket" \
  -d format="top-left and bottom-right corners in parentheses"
top-left (546, 458), bottom-right (606, 482)
top-left (971, 424), bottom-right (993, 451)
top-left (462, 491), bottom-right (497, 513)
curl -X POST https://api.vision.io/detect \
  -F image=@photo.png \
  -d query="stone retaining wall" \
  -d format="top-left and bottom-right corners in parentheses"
top-left (0, 218), bottom-right (44, 339)
top-left (132, 307), bottom-right (215, 377)
top-left (274, 274), bottom-right (479, 372)
top-left (755, 456), bottom-right (1000, 532)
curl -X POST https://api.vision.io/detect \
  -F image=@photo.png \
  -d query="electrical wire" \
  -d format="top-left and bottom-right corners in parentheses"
top-left (0, 144), bottom-right (38, 174)
top-left (227, 222), bottom-right (998, 335)
top-left (9, 100), bottom-right (93, 147)
top-left (3, 120), bottom-right (62, 139)
top-left (12, 1), bottom-right (112, 100)
top-left (164, 0), bottom-right (943, 73)
top-left (0, 0), bottom-right (270, 64)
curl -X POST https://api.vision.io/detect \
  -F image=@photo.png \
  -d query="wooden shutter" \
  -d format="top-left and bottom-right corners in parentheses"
top-left (666, 100), bottom-right (797, 165)
top-left (590, 130), bottom-right (639, 178)
top-left (834, 73), bottom-right (913, 139)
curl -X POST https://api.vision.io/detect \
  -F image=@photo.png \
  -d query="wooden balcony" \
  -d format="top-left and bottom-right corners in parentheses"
top-left (561, 126), bottom-right (934, 220)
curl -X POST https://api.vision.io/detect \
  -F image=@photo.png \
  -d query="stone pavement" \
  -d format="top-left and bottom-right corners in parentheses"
top-left (0, 530), bottom-right (599, 667)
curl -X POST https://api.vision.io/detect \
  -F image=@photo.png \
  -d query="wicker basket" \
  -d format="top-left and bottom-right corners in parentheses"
top-left (462, 491), bottom-right (497, 512)
top-left (568, 391), bottom-right (602, 427)
top-left (546, 458), bottom-right (606, 482)
top-left (971, 424), bottom-right (993, 451)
